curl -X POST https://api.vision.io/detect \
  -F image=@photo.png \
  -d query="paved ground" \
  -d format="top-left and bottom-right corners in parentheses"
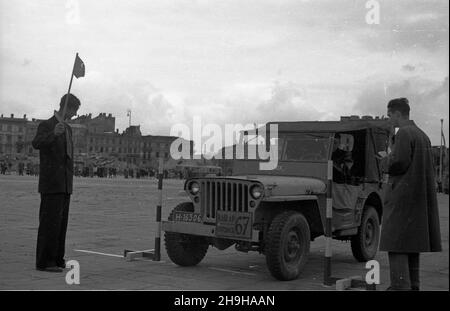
top-left (0, 175), bottom-right (448, 290)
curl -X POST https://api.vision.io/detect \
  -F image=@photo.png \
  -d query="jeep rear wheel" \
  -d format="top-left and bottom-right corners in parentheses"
top-left (164, 202), bottom-right (209, 266)
top-left (265, 211), bottom-right (310, 281)
top-left (351, 205), bottom-right (380, 262)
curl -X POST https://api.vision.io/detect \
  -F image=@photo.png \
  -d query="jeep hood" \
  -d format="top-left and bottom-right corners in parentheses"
top-left (229, 175), bottom-right (326, 197)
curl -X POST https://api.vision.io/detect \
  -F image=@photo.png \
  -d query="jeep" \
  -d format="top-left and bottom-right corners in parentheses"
top-left (162, 116), bottom-right (391, 281)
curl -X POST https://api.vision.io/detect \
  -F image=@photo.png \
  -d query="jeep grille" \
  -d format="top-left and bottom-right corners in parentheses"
top-left (199, 180), bottom-right (252, 223)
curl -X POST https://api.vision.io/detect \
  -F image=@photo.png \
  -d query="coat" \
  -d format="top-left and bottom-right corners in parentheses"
top-left (32, 115), bottom-right (74, 194)
top-left (380, 120), bottom-right (442, 253)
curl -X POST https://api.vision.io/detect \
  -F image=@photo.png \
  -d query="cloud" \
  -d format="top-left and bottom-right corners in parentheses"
top-left (74, 73), bottom-right (189, 135)
top-left (402, 64), bottom-right (416, 72)
top-left (0, 0), bottom-right (447, 145)
top-left (353, 76), bottom-right (449, 144)
top-left (356, 0), bottom-right (449, 52)
top-left (254, 81), bottom-right (322, 122)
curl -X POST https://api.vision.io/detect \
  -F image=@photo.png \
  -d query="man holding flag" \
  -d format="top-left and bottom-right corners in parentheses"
top-left (32, 54), bottom-right (84, 272)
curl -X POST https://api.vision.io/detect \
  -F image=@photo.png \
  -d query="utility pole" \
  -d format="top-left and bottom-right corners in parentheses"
top-left (439, 119), bottom-right (444, 192)
top-left (203, 144), bottom-right (206, 164)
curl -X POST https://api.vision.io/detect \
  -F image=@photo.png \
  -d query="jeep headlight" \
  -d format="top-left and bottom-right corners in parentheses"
top-left (250, 184), bottom-right (263, 199)
top-left (188, 181), bottom-right (200, 195)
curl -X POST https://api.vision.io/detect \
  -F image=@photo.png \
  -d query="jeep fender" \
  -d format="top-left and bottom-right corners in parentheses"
top-left (255, 196), bottom-right (324, 241)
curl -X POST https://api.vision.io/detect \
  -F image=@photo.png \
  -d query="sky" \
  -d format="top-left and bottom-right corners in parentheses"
top-left (0, 0), bottom-right (448, 147)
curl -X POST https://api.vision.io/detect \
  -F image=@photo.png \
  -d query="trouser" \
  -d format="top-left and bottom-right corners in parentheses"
top-left (36, 193), bottom-right (70, 269)
top-left (388, 252), bottom-right (420, 290)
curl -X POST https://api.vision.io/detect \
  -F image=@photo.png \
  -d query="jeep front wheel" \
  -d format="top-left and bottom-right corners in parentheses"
top-left (265, 211), bottom-right (310, 281)
top-left (164, 202), bottom-right (209, 266)
top-left (351, 205), bottom-right (380, 262)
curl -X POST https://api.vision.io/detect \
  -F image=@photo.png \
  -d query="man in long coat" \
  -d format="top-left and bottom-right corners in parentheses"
top-left (380, 97), bottom-right (442, 290)
top-left (32, 93), bottom-right (80, 272)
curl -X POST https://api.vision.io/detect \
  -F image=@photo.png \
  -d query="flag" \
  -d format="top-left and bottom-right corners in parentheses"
top-left (73, 54), bottom-right (85, 78)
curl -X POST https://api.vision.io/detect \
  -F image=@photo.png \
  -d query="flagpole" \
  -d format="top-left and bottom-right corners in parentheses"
top-left (439, 119), bottom-right (444, 192)
top-left (62, 53), bottom-right (78, 121)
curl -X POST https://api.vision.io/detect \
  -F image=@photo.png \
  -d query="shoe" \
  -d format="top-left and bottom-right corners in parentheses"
top-left (57, 261), bottom-right (66, 269)
top-left (36, 266), bottom-right (64, 273)
top-left (385, 286), bottom-right (409, 291)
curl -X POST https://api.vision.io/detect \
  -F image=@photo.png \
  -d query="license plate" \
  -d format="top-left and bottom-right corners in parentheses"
top-left (173, 212), bottom-right (203, 223)
top-left (215, 211), bottom-right (252, 239)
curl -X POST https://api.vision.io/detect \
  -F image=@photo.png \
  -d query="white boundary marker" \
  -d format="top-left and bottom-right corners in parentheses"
top-left (74, 249), bottom-right (124, 258)
top-left (208, 267), bottom-right (257, 276)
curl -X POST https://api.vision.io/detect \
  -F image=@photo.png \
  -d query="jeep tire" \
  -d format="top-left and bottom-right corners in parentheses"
top-left (351, 205), bottom-right (380, 262)
top-left (165, 202), bottom-right (209, 266)
top-left (265, 211), bottom-right (310, 281)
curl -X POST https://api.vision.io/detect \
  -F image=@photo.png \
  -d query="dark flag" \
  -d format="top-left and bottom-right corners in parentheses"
top-left (61, 53), bottom-right (85, 119)
top-left (73, 54), bottom-right (85, 78)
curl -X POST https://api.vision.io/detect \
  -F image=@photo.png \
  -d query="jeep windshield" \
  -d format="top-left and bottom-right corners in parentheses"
top-left (237, 132), bottom-right (332, 161)
top-left (280, 133), bottom-right (331, 161)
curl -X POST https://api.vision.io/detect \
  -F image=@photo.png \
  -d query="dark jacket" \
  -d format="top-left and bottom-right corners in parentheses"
top-left (380, 121), bottom-right (442, 252)
top-left (32, 116), bottom-right (74, 194)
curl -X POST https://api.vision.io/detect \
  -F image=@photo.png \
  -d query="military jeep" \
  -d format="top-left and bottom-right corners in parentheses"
top-left (162, 117), bottom-right (391, 280)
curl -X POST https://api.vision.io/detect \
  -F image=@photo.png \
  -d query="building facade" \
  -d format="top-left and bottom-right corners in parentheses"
top-left (0, 114), bottom-right (28, 161)
top-left (0, 112), bottom-right (193, 171)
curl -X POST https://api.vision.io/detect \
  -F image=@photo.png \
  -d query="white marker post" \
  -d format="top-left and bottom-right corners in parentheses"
top-left (124, 158), bottom-right (164, 261)
top-left (324, 159), bottom-right (333, 285)
top-left (154, 157), bottom-right (164, 261)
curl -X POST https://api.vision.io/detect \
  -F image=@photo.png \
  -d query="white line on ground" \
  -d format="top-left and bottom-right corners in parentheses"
top-left (74, 249), bottom-right (124, 258)
top-left (208, 267), bottom-right (257, 276)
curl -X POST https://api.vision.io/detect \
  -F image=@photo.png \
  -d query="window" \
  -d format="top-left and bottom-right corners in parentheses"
top-left (156, 152), bottom-right (159, 158)
top-left (282, 133), bottom-right (329, 161)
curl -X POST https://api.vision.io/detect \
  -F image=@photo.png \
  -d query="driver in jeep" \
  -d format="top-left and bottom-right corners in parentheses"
top-left (332, 134), bottom-right (354, 184)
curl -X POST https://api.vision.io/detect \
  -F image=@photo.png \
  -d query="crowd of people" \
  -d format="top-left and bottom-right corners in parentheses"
top-left (72, 165), bottom-right (183, 179)
top-left (0, 161), bottom-right (40, 176)
top-left (0, 161), bottom-right (203, 180)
